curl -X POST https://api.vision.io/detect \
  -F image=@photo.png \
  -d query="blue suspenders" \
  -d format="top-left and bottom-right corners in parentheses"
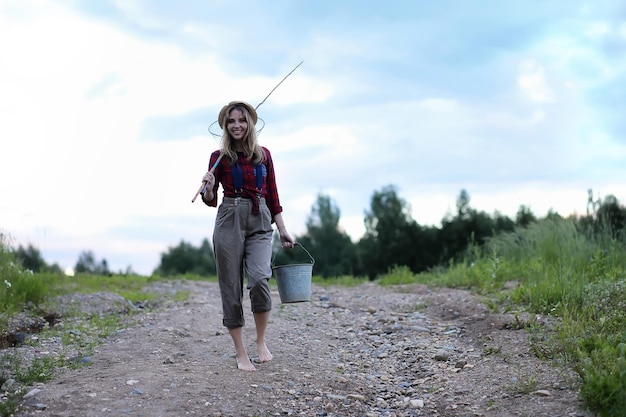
top-left (231, 161), bottom-right (265, 196)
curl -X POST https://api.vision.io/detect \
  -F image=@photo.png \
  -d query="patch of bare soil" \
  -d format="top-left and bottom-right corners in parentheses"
top-left (13, 281), bottom-right (590, 417)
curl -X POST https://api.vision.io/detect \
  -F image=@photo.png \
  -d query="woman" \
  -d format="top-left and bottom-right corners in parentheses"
top-left (200, 101), bottom-right (295, 371)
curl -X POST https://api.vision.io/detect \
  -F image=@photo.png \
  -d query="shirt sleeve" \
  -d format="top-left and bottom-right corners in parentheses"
top-left (262, 147), bottom-right (283, 219)
top-left (204, 150), bottom-right (222, 207)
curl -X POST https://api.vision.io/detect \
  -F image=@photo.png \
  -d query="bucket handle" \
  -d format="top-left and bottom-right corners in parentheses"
top-left (271, 243), bottom-right (315, 268)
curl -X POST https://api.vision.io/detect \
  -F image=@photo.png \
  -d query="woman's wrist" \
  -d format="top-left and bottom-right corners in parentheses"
top-left (201, 190), bottom-right (213, 202)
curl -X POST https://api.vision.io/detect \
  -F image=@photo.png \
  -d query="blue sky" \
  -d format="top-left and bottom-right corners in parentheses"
top-left (1, 0), bottom-right (625, 275)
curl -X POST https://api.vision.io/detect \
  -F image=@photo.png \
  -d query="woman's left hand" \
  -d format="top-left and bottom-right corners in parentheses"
top-left (279, 229), bottom-right (295, 249)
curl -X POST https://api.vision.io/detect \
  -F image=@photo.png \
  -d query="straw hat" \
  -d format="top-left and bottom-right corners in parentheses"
top-left (218, 101), bottom-right (258, 128)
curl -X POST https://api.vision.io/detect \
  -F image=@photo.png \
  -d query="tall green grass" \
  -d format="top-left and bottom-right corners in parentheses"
top-left (377, 217), bottom-right (626, 416)
top-left (0, 234), bottom-right (50, 318)
top-left (4, 221), bottom-right (626, 415)
top-left (0, 234), bottom-right (201, 416)
top-left (0, 229), bottom-right (190, 313)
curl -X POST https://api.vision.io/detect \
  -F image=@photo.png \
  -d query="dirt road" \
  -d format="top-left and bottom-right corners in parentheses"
top-left (15, 281), bottom-right (589, 417)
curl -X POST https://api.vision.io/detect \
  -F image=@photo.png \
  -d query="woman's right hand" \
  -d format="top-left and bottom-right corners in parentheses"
top-left (202, 172), bottom-right (215, 189)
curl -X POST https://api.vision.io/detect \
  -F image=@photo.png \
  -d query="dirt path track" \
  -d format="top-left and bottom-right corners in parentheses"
top-left (17, 281), bottom-right (589, 417)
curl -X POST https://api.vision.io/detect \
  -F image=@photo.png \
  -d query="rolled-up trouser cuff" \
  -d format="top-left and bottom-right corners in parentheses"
top-left (223, 318), bottom-right (245, 329)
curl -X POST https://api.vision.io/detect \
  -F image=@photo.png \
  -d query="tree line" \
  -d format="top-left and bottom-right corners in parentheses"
top-left (285, 187), bottom-right (556, 279)
top-left (11, 186), bottom-right (626, 279)
top-left (151, 186), bottom-right (626, 279)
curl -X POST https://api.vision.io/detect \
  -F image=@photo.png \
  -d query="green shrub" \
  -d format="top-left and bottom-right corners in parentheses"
top-left (422, 217), bottom-right (626, 415)
top-left (312, 275), bottom-right (368, 287)
top-left (580, 279), bottom-right (626, 334)
top-left (377, 265), bottom-right (418, 286)
top-left (578, 343), bottom-right (626, 417)
top-left (0, 234), bottom-right (51, 316)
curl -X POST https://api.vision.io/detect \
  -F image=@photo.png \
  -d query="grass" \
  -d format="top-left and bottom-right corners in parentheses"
top-left (312, 275), bottom-right (368, 287)
top-left (2, 352), bottom-right (57, 385)
top-left (0, 234), bottom-right (204, 416)
top-left (507, 375), bottom-right (539, 395)
top-left (42, 272), bottom-right (163, 303)
top-left (0, 350), bottom-right (60, 417)
top-left (2, 219), bottom-right (626, 416)
top-left (373, 217), bottom-right (626, 417)
top-left (58, 314), bottom-right (127, 354)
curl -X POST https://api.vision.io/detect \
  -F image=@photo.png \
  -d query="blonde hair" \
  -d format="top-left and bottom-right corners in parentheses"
top-left (219, 103), bottom-right (265, 165)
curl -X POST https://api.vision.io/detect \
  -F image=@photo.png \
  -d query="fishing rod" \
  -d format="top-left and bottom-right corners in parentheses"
top-left (191, 61), bottom-right (303, 203)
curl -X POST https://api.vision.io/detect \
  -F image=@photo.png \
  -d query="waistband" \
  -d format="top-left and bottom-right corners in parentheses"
top-left (222, 196), bottom-right (266, 205)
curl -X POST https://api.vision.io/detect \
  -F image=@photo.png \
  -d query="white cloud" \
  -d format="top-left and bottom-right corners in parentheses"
top-left (417, 98), bottom-right (459, 112)
top-left (2, 0), bottom-right (625, 275)
top-left (0, 2), bottom-right (317, 263)
top-left (517, 60), bottom-right (556, 103)
top-left (584, 21), bottom-right (610, 37)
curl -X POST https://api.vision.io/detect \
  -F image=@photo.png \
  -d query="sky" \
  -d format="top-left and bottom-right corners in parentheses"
top-left (1, 0), bottom-right (625, 275)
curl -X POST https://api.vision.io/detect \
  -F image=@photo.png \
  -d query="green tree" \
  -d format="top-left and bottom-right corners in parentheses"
top-left (456, 189), bottom-right (471, 220)
top-left (494, 211), bottom-right (516, 232)
top-left (580, 190), bottom-right (626, 240)
top-left (197, 238), bottom-right (216, 274)
top-left (439, 189), bottom-right (501, 262)
top-left (515, 205), bottom-right (537, 227)
top-left (293, 193), bottom-right (358, 278)
top-left (14, 244), bottom-right (47, 272)
top-left (74, 250), bottom-right (111, 275)
top-left (155, 239), bottom-right (216, 277)
top-left (359, 185), bottom-right (424, 279)
top-left (595, 195), bottom-right (626, 239)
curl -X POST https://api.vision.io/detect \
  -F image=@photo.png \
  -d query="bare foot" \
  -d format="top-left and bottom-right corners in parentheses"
top-left (257, 342), bottom-right (273, 363)
top-left (236, 355), bottom-right (256, 372)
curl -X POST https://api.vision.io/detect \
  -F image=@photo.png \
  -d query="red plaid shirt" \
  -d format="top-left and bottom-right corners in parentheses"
top-left (205, 147), bottom-right (283, 219)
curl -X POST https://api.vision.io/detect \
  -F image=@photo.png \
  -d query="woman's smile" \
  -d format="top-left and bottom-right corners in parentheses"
top-left (227, 109), bottom-right (247, 141)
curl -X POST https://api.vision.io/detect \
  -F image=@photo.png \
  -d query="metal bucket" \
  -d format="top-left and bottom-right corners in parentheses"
top-left (271, 243), bottom-right (314, 303)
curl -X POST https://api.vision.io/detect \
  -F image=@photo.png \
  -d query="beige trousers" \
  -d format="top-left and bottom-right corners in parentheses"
top-left (213, 197), bottom-right (273, 328)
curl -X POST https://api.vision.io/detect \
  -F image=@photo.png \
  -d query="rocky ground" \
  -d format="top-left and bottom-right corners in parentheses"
top-left (3, 280), bottom-right (591, 417)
